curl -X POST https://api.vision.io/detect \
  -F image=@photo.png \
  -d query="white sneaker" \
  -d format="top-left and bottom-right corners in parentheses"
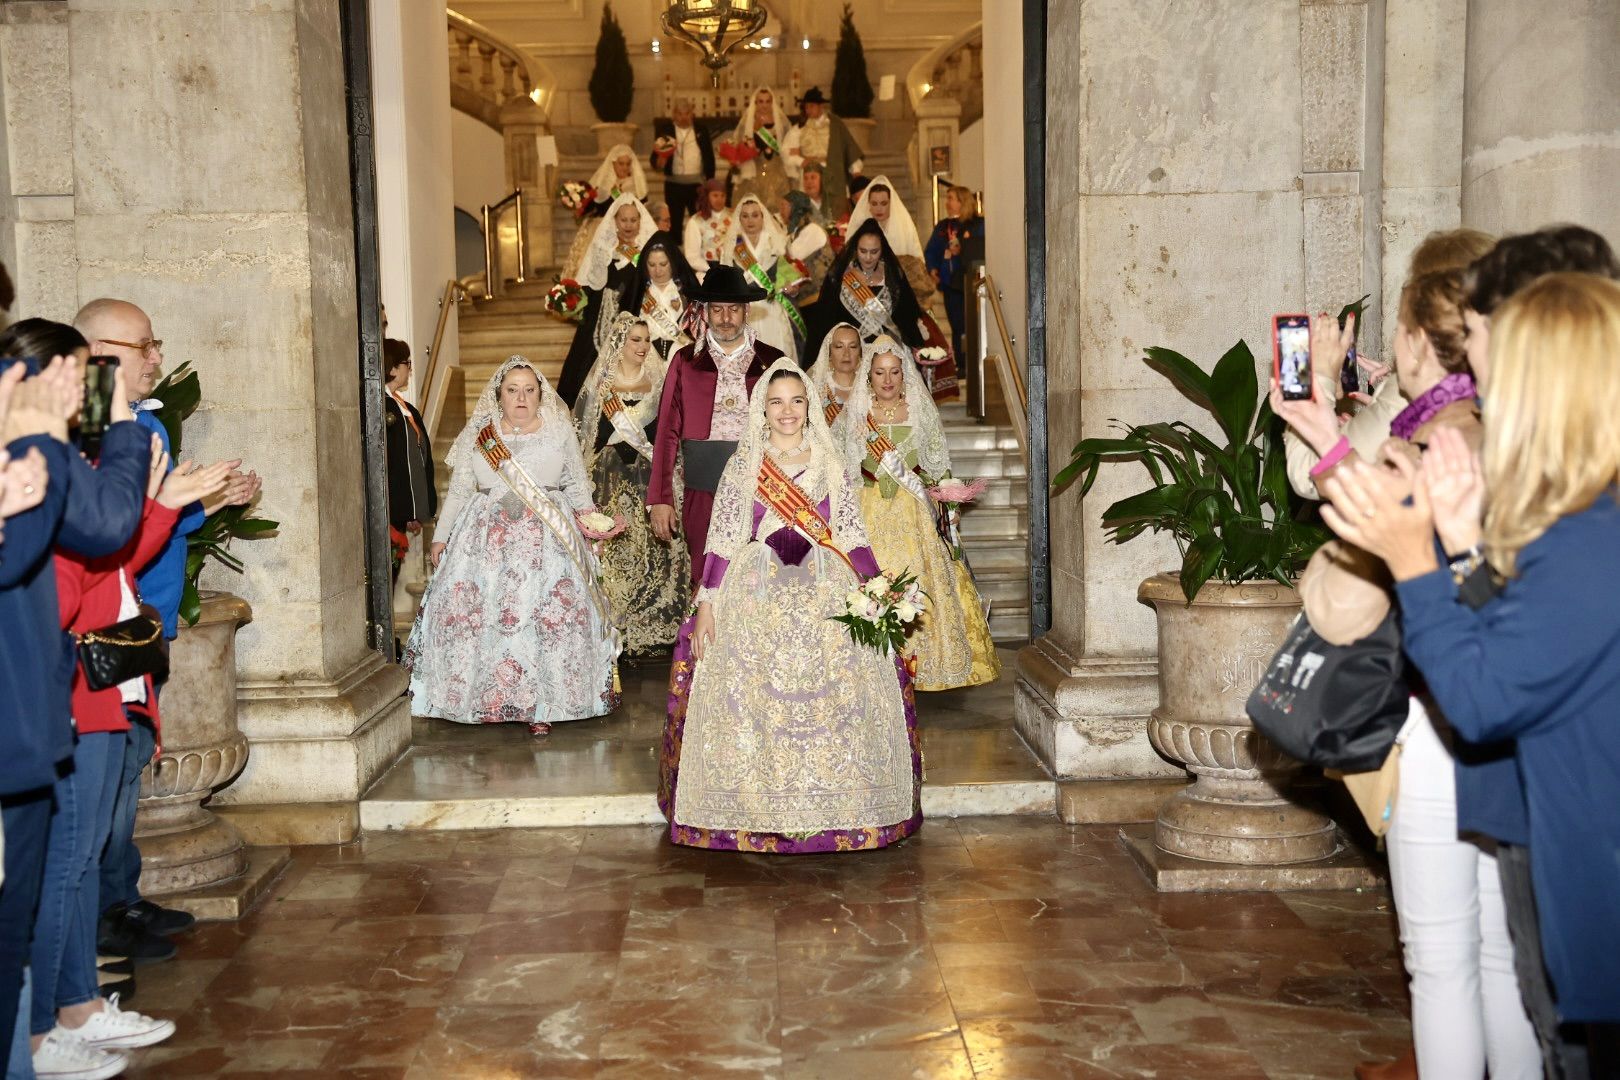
top-left (31, 1029), bottom-right (127, 1080)
top-left (67, 993), bottom-right (176, 1049)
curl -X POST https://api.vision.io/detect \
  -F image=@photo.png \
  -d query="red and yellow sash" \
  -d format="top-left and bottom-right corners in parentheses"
top-left (842, 268), bottom-right (879, 309)
top-left (824, 400), bottom-right (844, 426)
top-left (755, 455), bottom-right (856, 575)
top-left (476, 422), bottom-right (512, 469)
top-left (863, 414), bottom-right (896, 456)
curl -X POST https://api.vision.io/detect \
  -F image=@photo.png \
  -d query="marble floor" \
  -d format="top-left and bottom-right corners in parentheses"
top-left (360, 649), bottom-right (1058, 831)
top-left (123, 817), bottom-right (1410, 1078)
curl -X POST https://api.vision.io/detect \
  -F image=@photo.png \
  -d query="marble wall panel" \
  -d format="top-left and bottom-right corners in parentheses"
top-left (1079, 0), bottom-right (1302, 197)
top-left (0, 3), bottom-right (72, 197)
top-left (1380, 0), bottom-right (1464, 191)
top-left (9, 217), bottom-right (78, 322)
top-left (1043, 0), bottom-right (1084, 213)
top-left (1300, 2), bottom-right (1366, 173)
top-left (1078, 191), bottom-right (1305, 394)
top-left (68, 8), bottom-right (305, 216)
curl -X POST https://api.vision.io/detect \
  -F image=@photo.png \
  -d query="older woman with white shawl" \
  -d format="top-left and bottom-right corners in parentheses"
top-left (725, 86), bottom-right (794, 209)
top-left (557, 193), bottom-right (658, 407)
top-left (720, 194), bottom-right (803, 362)
top-left (405, 357), bottom-right (621, 735)
top-left (572, 313), bottom-right (690, 655)
top-left (658, 359), bottom-right (921, 853)
top-left (561, 144), bottom-right (650, 276)
top-left (845, 337), bottom-right (999, 690)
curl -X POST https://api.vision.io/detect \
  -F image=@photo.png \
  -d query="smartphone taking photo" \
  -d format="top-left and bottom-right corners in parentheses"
top-left (1272, 315), bottom-right (1312, 401)
top-left (79, 355), bottom-right (118, 457)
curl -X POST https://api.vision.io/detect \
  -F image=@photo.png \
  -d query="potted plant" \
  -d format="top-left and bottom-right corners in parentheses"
top-left (832, 4), bottom-right (877, 149)
top-left (133, 363), bottom-right (277, 909)
top-left (588, 2), bottom-right (637, 153)
top-left (1054, 341), bottom-right (1337, 870)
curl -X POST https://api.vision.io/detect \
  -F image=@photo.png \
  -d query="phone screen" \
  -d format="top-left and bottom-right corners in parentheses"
top-left (80, 355), bottom-right (118, 457)
top-left (1273, 315), bottom-right (1312, 401)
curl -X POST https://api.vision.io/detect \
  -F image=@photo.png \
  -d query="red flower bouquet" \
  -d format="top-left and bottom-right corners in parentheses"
top-left (716, 138), bottom-right (759, 168)
top-left (544, 279), bottom-right (589, 324)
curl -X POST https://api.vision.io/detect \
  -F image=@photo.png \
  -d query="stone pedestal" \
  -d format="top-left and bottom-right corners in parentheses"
top-left (134, 592), bottom-right (287, 917)
top-left (502, 96), bottom-right (556, 271)
top-left (591, 120), bottom-right (638, 155)
top-left (1137, 574), bottom-right (1335, 866)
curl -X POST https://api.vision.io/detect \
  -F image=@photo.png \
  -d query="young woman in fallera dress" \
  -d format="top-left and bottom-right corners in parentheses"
top-left (405, 358), bottom-right (621, 735)
top-left (571, 314), bottom-right (690, 656)
top-left (658, 360), bottom-right (921, 853)
top-left (557, 194), bottom-right (657, 407)
top-left (720, 194), bottom-right (803, 363)
top-left (625, 230), bottom-right (700, 362)
top-left (844, 337), bottom-right (999, 691)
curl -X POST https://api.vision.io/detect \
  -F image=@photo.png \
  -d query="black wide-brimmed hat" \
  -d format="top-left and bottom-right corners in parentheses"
top-left (799, 86), bottom-right (828, 106)
top-left (691, 263), bottom-right (768, 304)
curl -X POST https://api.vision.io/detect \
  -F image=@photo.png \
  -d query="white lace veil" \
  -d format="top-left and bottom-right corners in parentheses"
top-left (571, 312), bottom-right (667, 467)
top-left (446, 355), bottom-right (573, 478)
top-left (588, 144), bottom-right (648, 201)
top-left (806, 321), bottom-right (862, 395)
top-left (734, 86), bottom-right (788, 145)
top-left (842, 335), bottom-right (951, 480)
top-left (846, 175), bottom-right (924, 260)
top-left (721, 194), bottom-right (789, 266)
top-left (581, 193), bottom-right (658, 290)
top-left (703, 357), bottom-right (869, 569)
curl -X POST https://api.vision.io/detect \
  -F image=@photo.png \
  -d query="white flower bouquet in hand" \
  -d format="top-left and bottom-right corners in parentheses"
top-left (916, 346), bottom-right (949, 367)
top-left (576, 510), bottom-right (626, 542)
top-left (831, 570), bottom-right (926, 656)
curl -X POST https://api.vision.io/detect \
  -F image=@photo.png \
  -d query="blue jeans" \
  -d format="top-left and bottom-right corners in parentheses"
top-left (0, 790), bottom-right (50, 1067)
top-left (98, 714), bottom-right (154, 915)
top-left (29, 731), bottom-right (122, 1037)
top-left (6, 968), bottom-right (32, 1080)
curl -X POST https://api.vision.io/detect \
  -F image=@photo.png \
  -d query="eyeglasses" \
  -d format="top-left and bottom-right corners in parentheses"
top-left (99, 338), bottom-right (164, 358)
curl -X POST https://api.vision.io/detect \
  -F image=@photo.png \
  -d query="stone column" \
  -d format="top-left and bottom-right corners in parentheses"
top-left (66, 0), bottom-right (409, 846)
top-left (501, 96), bottom-right (557, 273)
top-left (1461, 0), bottom-right (1620, 241)
top-left (1021, 0), bottom-right (1320, 823)
top-left (913, 94), bottom-right (962, 230)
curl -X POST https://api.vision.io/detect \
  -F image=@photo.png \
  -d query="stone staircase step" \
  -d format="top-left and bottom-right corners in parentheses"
top-left (957, 505), bottom-right (1027, 540)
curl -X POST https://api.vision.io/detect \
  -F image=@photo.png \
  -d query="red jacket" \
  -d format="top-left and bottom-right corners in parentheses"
top-left (55, 499), bottom-right (179, 736)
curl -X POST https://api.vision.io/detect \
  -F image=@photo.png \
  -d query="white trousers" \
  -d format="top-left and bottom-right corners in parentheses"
top-left (1386, 699), bottom-right (1540, 1079)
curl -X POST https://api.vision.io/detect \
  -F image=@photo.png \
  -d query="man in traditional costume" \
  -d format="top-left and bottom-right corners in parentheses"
top-left (784, 87), bottom-right (864, 214)
top-left (647, 265), bottom-right (784, 584)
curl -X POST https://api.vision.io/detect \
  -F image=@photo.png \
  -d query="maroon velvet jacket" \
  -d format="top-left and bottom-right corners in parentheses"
top-left (648, 335), bottom-right (786, 507)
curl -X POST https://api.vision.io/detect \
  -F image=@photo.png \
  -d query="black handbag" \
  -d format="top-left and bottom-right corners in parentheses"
top-left (77, 603), bottom-right (169, 692)
top-left (1245, 609), bottom-right (1410, 773)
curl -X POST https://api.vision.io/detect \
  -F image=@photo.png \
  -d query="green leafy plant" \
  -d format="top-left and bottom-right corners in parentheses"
top-left (831, 4), bottom-right (874, 119)
top-left (150, 364), bottom-right (279, 626)
top-left (587, 3), bottom-right (634, 123)
top-left (1052, 343), bottom-right (1330, 602)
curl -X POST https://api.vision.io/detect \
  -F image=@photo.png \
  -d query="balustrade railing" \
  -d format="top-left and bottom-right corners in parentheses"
top-left (447, 9), bottom-right (556, 125)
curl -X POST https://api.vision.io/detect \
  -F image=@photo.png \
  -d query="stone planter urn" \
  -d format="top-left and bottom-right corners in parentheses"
top-left (591, 120), bottom-right (638, 154)
top-left (134, 591), bottom-right (253, 898)
top-left (1137, 574), bottom-right (1336, 865)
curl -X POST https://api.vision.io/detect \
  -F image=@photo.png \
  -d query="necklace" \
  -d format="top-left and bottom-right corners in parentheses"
top-left (766, 432), bottom-right (810, 460)
top-left (877, 395), bottom-right (905, 424)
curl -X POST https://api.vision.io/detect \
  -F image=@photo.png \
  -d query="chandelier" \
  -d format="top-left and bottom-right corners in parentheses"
top-left (661, 0), bottom-right (768, 82)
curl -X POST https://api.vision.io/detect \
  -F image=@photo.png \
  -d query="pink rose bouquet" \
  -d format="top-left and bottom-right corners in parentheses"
top-left (831, 570), bottom-right (926, 656)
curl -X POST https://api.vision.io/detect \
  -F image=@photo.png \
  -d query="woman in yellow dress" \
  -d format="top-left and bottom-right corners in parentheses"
top-left (843, 336), bottom-right (999, 690)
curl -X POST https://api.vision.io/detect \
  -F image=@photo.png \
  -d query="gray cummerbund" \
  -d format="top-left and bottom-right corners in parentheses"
top-left (682, 438), bottom-right (739, 493)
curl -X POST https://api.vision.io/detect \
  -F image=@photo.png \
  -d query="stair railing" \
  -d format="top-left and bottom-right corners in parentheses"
top-left (422, 278), bottom-right (470, 441)
top-left (970, 267), bottom-right (1028, 456)
top-left (481, 189), bottom-right (528, 301)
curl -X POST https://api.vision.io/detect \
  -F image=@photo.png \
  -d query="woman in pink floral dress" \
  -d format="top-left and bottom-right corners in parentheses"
top-left (404, 357), bottom-right (622, 734)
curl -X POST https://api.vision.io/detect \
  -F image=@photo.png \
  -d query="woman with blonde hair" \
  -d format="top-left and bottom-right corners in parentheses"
top-left (844, 337), bottom-right (998, 691)
top-left (1322, 272), bottom-right (1620, 1073)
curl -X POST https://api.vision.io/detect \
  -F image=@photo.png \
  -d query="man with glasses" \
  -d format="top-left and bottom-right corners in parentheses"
top-left (72, 299), bottom-right (260, 973)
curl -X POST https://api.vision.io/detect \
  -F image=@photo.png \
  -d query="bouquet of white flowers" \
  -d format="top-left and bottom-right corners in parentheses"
top-left (831, 571), bottom-right (926, 655)
top-left (916, 346), bottom-right (949, 367)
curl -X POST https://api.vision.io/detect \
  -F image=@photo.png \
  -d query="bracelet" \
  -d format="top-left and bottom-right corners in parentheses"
top-left (1447, 546), bottom-right (1485, 586)
top-left (1309, 436), bottom-right (1352, 478)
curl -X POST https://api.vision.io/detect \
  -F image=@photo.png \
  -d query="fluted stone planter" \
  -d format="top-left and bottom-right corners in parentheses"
top-left (1136, 574), bottom-right (1335, 865)
top-left (134, 591), bottom-right (252, 898)
top-left (591, 121), bottom-right (638, 154)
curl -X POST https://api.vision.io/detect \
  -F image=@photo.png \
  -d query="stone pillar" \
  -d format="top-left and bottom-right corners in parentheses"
top-left (501, 96), bottom-right (557, 272)
top-left (64, 0), bottom-right (410, 846)
top-left (0, 2), bottom-right (77, 322)
top-left (1021, 0), bottom-right (1315, 823)
top-left (1461, 0), bottom-right (1620, 242)
top-left (913, 94), bottom-right (962, 230)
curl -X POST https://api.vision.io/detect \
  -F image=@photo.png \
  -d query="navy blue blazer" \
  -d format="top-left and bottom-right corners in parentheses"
top-left (1396, 491), bottom-right (1620, 1023)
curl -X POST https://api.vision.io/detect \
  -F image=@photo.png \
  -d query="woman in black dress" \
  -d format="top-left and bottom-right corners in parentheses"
top-left (556, 194), bottom-right (656, 407)
top-left (804, 218), bottom-right (926, 363)
top-left (624, 230), bottom-right (701, 362)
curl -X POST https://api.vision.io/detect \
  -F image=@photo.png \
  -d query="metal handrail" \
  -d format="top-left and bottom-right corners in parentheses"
top-left (973, 269), bottom-right (1028, 455)
top-left (480, 189), bottom-right (528, 300)
top-left (422, 278), bottom-right (469, 440)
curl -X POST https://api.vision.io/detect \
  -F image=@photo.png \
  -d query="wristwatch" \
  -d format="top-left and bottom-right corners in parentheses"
top-left (1446, 545), bottom-right (1485, 586)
